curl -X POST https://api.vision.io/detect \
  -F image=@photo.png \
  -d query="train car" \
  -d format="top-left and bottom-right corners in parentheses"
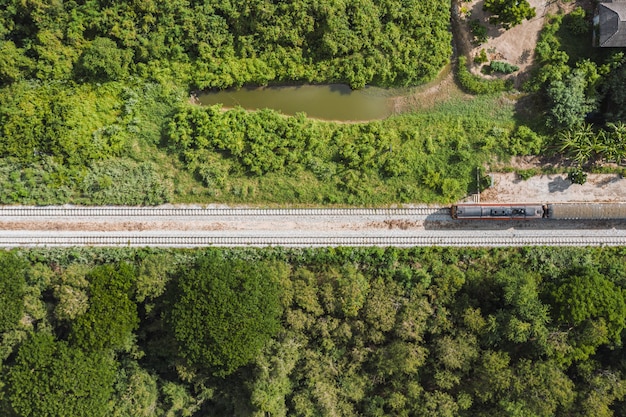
top-left (546, 203), bottom-right (626, 220)
top-left (451, 204), bottom-right (545, 220)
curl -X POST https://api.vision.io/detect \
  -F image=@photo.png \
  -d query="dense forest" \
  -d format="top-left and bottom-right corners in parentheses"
top-left (0, 0), bottom-right (451, 88)
top-left (1, 247), bottom-right (626, 416)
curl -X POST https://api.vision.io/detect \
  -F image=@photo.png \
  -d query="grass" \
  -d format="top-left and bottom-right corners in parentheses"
top-left (158, 94), bottom-right (519, 206)
top-left (0, 79), bottom-right (531, 207)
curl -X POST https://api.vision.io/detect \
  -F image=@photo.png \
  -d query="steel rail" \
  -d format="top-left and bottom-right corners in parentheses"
top-left (1, 234), bottom-right (625, 247)
top-left (0, 206), bottom-right (449, 217)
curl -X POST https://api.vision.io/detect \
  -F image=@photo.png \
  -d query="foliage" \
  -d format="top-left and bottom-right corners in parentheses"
top-left (169, 251), bottom-right (284, 376)
top-left (507, 125), bottom-right (545, 156)
top-left (0, 252), bottom-right (27, 333)
top-left (0, 82), bottom-right (127, 167)
top-left (568, 168), bottom-right (588, 184)
top-left (546, 267), bottom-right (626, 363)
top-left (558, 122), bottom-right (626, 166)
top-left (78, 159), bottom-right (170, 205)
top-left (469, 19), bottom-right (488, 45)
top-left (601, 53), bottom-right (626, 121)
top-left (547, 68), bottom-right (596, 129)
top-left (2, 247), bottom-right (626, 416)
top-left (0, 0), bottom-right (452, 89)
top-left (565, 6), bottom-right (589, 36)
top-left (486, 61), bottom-right (519, 74)
top-left (109, 361), bottom-right (160, 417)
top-left (6, 333), bottom-right (116, 417)
top-left (456, 56), bottom-right (512, 95)
top-left (516, 168), bottom-right (539, 180)
top-left (474, 49), bottom-right (488, 65)
top-left (70, 264), bottom-right (139, 352)
top-left (483, 0), bottom-right (536, 29)
top-left (164, 97), bottom-right (517, 205)
top-left (0, 79), bottom-right (181, 205)
top-left (77, 37), bottom-right (132, 82)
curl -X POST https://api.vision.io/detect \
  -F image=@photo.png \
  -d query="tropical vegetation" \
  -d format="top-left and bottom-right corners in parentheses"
top-left (1, 247), bottom-right (626, 416)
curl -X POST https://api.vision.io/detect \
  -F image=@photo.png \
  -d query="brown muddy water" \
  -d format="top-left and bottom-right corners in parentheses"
top-left (197, 84), bottom-right (396, 122)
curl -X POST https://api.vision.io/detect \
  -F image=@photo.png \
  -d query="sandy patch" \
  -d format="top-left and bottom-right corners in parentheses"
top-left (481, 172), bottom-right (626, 202)
top-left (456, 0), bottom-right (578, 87)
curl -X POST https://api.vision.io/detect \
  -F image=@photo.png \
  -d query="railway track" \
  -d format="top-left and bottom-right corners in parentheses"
top-left (1, 231), bottom-right (625, 247)
top-left (0, 206), bottom-right (449, 218)
top-left (1, 206), bottom-right (625, 247)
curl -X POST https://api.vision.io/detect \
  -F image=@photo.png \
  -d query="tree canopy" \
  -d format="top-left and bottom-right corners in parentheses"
top-left (6, 333), bottom-right (116, 417)
top-left (0, 252), bottom-right (26, 333)
top-left (1, 247), bottom-right (626, 416)
top-left (0, 0), bottom-right (452, 89)
top-left (483, 0), bottom-right (536, 29)
top-left (70, 264), bottom-right (139, 352)
top-left (169, 251), bottom-right (284, 376)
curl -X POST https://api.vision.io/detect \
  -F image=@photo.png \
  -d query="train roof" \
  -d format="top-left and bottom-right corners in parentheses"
top-left (547, 203), bottom-right (626, 220)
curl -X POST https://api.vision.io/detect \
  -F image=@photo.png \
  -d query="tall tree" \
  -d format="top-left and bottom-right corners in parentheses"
top-left (7, 333), bottom-right (116, 417)
top-left (169, 251), bottom-right (283, 376)
top-left (0, 252), bottom-right (27, 333)
top-left (70, 264), bottom-right (139, 352)
top-left (483, 0), bottom-right (536, 29)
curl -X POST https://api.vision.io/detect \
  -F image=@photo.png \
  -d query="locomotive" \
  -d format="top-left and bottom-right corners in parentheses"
top-left (451, 203), bottom-right (626, 220)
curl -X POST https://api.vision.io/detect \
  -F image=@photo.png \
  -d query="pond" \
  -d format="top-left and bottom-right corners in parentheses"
top-left (197, 84), bottom-right (396, 122)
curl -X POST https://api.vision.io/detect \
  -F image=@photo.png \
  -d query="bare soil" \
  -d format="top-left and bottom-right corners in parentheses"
top-left (393, 0), bottom-right (561, 111)
top-left (480, 173), bottom-right (626, 203)
top-left (459, 0), bottom-right (551, 84)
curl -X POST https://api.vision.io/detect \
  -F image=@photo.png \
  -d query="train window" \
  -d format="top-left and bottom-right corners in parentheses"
top-left (512, 209), bottom-right (526, 215)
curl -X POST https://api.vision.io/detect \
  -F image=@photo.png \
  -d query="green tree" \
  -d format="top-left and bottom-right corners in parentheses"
top-left (70, 264), bottom-right (139, 352)
top-left (0, 41), bottom-right (33, 84)
top-left (483, 0), bottom-right (536, 29)
top-left (110, 361), bottom-right (160, 417)
top-left (547, 268), bottom-right (626, 363)
top-left (249, 336), bottom-right (301, 417)
top-left (7, 333), bottom-right (116, 417)
top-left (547, 69), bottom-right (596, 129)
top-left (169, 251), bottom-right (283, 376)
top-left (0, 252), bottom-right (27, 333)
top-left (77, 37), bottom-right (131, 82)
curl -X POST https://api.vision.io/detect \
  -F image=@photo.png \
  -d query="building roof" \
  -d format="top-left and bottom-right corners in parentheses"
top-left (597, 1), bottom-right (626, 47)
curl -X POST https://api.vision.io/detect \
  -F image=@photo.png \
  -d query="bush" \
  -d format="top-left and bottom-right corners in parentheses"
top-left (474, 49), bottom-right (489, 64)
top-left (483, 0), bottom-right (536, 29)
top-left (469, 20), bottom-right (489, 45)
top-left (568, 168), bottom-right (588, 184)
top-left (565, 7), bottom-right (589, 35)
top-left (516, 168), bottom-right (539, 180)
top-left (487, 61), bottom-right (519, 74)
top-left (456, 56), bottom-right (512, 94)
top-left (508, 126), bottom-right (544, 156)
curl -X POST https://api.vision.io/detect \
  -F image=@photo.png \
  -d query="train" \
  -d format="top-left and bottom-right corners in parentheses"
top-left (451, 203), bottom-right (626, 220)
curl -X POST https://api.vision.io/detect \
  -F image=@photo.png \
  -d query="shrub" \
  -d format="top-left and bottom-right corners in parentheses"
top-left (565, 7), bottom-right (589, 35)
top-left (456, 56), bottom-right (512, 94)
top-left (488, 61), bottom-right (520, 74)
top-left (508, 126), bottom-right (544, 156)
top-left (474, 49), bottom-right (489, 64)
top-left (469, 19), bottom-right (489, 45)
top-left (483, 0), bottom-right (536, 29)
top-left (568, 168), bottom-right (588, 184)
top-left (516, 168), bottom-right (539, 180)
